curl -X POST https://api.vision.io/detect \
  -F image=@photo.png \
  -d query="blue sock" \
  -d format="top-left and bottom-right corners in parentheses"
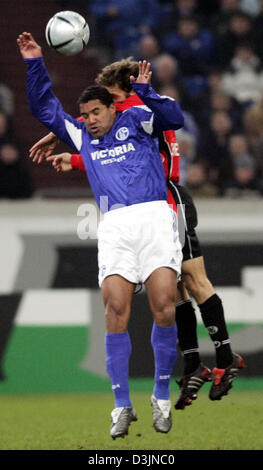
top-left (105, 331), bottom-right (132, 408)
top-left (151, 322), bottom-right (178, 400)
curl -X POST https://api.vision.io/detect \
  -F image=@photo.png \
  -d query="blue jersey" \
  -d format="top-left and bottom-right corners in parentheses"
top-left (26, 58), bottom-right (184, 212)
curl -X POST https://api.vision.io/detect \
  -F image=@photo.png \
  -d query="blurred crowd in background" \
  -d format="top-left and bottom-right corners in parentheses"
top-left (1, 0), bottom-right (263, 199)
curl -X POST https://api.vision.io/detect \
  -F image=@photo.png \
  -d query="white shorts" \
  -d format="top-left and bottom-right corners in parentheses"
top-left (97, 200), bottom-right (182, 287)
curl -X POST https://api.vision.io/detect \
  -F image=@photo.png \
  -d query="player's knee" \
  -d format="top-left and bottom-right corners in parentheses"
top-left (105, 299), bottom-right (124, 319)
top-left (153, 297), bottom-right (176, 327)
top-left (183, 274), bottom-right (213, 303)
top-left (104, 299), bottom-right (129, 331)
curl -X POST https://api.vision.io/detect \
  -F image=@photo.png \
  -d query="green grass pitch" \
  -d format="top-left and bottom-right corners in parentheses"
top-left (0, 390), bottom-right (262, 450)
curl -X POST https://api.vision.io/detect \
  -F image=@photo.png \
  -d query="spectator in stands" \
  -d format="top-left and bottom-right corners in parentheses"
top-left (228, 133), bottom-right (257, 170)
top-left (241, 0), bottom-right (260, 16)
top-left (151, 53), bottom-right (184, 91)
top-left (199, 110), bottom-right (235, 190)
top-left (0, 142), bottom-right (34, 199)
top-left (252, 0), bottom-right (263, 57)
top-left (253, 0), bottom-right (263, 26)
top-left (89, 0), bottom-right (162, 58)
top-left (176, 130), bottom-right (196, 185)
top-left (0, 112), bottom-right (13, 145)
top-left (163, 15), bottom-right (216, 73)
top-left (210, 0), bottom-right (242, 35)
top-left (221, 42), bottom-right (263, 106)
top-left (135, 34), bottom-right (160, 62)
top-left (223, 134), bottom-right (261, 196)
top-left (164, 0), bottom-right (202, 32)
top-left (0, 83), bottom-right (14, 116)
top-left (215, 11), bottom-right (256, 67)
top-left (190, 67), bottom-right (225, 123)
top-left (197, 89), bottom-right (243, 131)
top-left (185, 161), bottom-right (219, 197)
top-left (159, 84), bottom-right (199, 144)
top-left (207, 67), bottom-right (224, 92)
top-left (174, 0), bottom-right (199, 18)
top-left (243, 97), bottom-right (263, 185)
top-left (162, 16), bottom-right (216, 98)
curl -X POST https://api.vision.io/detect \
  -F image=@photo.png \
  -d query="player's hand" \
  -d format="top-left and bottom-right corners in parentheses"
top-left (29, 132), bottom-right (60, 164)
top-left (17, 32), bottom-right (42, 59)
top-left (130, 60), bottom-right (152, 85)
top-left (46, 153), bottom-right (73, 172)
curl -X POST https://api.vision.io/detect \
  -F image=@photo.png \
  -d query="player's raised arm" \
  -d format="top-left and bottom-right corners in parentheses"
top-left (130, 60), bottom-right (184, 132)
top-left (17, 32), bottom-right (42, 59)
top-left (17, 32), bottom-right (83, 153)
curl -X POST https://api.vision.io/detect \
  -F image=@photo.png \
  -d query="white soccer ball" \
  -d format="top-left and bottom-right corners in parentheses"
top-left (45, 11), bottom-right (90, 56)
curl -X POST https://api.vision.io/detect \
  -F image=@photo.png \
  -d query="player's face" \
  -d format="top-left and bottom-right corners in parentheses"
top-left (105, 85), bottom-right (130, 103)
top-left (80, 100), bottom-right (116, 138)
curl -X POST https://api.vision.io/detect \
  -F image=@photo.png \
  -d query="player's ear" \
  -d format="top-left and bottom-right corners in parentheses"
top-left (109, 103), bottom-right (116, 114)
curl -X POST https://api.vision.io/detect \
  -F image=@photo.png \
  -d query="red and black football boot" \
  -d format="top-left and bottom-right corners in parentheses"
top-left (209, 353), bottom-right (246, 401)
top-left (175, 363), bottom-right (212, 410)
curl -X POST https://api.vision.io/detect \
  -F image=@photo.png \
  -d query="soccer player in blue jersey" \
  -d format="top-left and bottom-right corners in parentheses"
top-left (17, 32), bottom-right (185, 438)
top-left (29, 58), bottom-right (245, 409)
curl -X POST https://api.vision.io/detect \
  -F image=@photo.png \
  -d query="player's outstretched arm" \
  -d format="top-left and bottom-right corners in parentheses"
top-left (29, 132), bottom-right (60, 164)
top-left (130, 59), bottom-right (184, 131)
top-left (17, 32), bottom-right (42, 59)
top-left (19, 33), bottom-right (82, 153)
top-left (46, 153), bottom-right (73, 172)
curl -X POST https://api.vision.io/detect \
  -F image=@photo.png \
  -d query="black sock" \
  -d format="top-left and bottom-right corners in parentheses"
top-left (176, 300), bottom-right (200, 375)
top-left (199, 294), bottom-right (233, 368)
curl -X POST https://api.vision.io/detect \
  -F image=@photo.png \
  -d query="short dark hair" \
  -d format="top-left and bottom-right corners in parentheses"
top-left (77, 85), bottom-right (114, 107)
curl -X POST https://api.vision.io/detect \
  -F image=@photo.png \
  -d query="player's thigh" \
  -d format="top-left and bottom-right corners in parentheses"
top-left (168, 182), bottom-right (202, 261)
top-left (139, 201), bottom-right (182, 283)
top-left (182, 255), bottom-right (209, 281)
top-left (145, 267), bottom-right (177, 326)
top-left (182, 227), bottom-right (202, 262)
top-left (98, 217), bottom-right (139, 288)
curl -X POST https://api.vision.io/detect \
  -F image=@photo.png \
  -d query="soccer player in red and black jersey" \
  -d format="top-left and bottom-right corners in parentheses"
top-left (29, 58), bottom-right (245, 405)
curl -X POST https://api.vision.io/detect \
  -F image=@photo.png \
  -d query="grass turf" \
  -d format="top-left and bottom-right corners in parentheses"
top-left (0, 389), bottom-right (262, 450)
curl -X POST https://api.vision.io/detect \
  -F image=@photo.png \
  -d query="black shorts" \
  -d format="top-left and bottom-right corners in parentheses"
top-left (168, 182), bottom-right (202, 261)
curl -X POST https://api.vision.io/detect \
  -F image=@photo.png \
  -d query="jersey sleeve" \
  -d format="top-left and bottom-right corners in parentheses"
top-left (70, 154), bottom-right (86, 172)
top-left (131, 83), bottom-right (184, 133)
top-left (25, 57), bottom-right (84, 152)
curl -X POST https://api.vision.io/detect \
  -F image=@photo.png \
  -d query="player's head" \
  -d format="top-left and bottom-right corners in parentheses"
top-left (96, 58), bottom-right (139, 103)
top-left (78, 85), bottom-right (116, 138)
